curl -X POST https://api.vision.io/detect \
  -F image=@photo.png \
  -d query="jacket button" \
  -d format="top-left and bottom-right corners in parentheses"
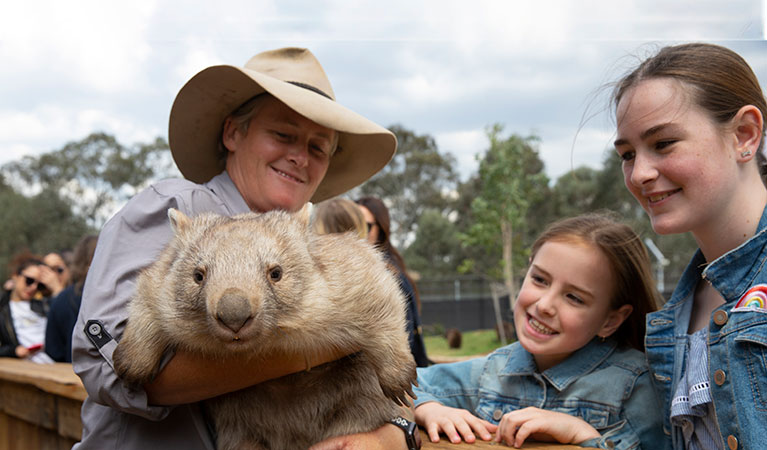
top-left (492, 409), bottom-right (503, 421)
top-left (727, 434), bottom-right (738, 449)
top-left (713, 310), bottom-right (728, 326)
top-left (714, 370), bottom-right (726, 386)
top-left (88, 323), bottom-right (102, 335)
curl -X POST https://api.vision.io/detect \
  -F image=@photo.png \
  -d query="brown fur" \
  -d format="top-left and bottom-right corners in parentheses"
top-left (112, 207), bottom-right (417, 450)
top-left (445, 328), bottom-right (462, 349)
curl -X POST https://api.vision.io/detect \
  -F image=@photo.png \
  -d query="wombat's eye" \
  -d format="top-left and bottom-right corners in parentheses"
top-left (268, 265), bottom-right (282, 282)
top-left (193, 268), bottom-right (206, 285)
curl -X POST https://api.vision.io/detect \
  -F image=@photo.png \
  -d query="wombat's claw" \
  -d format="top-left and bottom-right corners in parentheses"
top-left (406, 385), bottom-right (416, 400)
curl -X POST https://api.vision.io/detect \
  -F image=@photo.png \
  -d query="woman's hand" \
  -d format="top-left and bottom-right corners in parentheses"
top-left (15, 345), bottom-right (29, 358)
top-left (308, 423), bottom-right (405, 450)
top-left (494, 407), bottom-right (600, 448)
top-left (414, 401), bottom-right (497, 444)
top-left (37, 265), bottom-right (64, 296)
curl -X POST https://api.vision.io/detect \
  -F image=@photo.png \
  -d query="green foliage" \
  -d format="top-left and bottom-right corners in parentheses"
top-left (0, 132), bottom-right (175, 280)
top-left (402, 209), bottom-right (463, 277)
top-left (0, 186), bottom-right (94, 280)
top-left (357, 124), bottom-right (459, 245)
top-left (459, 125), bottom-right (549, 287)
top-left (424, 329), bottom-right (507, 357)
top-left (3, 132), bottom-right (176, 227)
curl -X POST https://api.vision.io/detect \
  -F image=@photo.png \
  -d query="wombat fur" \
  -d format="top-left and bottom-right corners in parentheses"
top-left (445, 328), bottom-right (462, 349)
top-left (112, 207), bottom-right (417, 450)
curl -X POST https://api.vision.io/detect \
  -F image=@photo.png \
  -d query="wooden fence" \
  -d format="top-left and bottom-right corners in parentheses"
top-left (0, 358), bottom-right (84, 450)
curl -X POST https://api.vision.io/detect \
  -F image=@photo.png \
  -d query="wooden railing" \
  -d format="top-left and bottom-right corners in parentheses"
top-left (0, 358), bottom-right (85, 450)
top-left (0, 358), bottom-right (590, 450)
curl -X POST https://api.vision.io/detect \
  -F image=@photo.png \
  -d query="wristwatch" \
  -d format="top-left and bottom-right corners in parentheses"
top-left (389, 416), bottom-right (422, 450)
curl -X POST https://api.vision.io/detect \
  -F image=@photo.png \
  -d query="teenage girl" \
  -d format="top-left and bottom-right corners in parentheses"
top-left (413, 213), bottom-right (668, 450)
top-left (612, 42), bottom-right (767, 450)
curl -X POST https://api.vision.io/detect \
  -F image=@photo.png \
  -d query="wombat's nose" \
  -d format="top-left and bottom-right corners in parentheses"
top-left (216, 292), bottom-right (253, 333)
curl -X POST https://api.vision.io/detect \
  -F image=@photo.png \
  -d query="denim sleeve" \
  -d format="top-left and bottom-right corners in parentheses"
top-left (413, 356), bottom-right (488, 412)
top-left (579, 369), bottom-right (671, 450)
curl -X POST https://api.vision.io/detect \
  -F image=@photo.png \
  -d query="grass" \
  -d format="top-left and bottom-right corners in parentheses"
top-left (424, 329), bottom-right (511, 359)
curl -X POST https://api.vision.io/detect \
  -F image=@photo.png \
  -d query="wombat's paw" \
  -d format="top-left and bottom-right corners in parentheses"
top-left (379, 361), bottom-right (418, 406)
top-left (112, 345), bottom-right (157, 386)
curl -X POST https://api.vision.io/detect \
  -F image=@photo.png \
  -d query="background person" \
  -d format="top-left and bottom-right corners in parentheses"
top-left (0, 251), bottom-right (55, 363)
top-left (311, 197), bottom-right (368, 238)
top-left (45, 234), bottom-right (98, 362)
top-left (357, 196), bottom-right (431, 367)
top-left (71, 47), bottom-right (419, 450)
top-left (413, 213), bottom-right (667, 450)
top-left (43, 251), bottom-right (71, 290)
top-left (611, 42), bottom-right (767, 450)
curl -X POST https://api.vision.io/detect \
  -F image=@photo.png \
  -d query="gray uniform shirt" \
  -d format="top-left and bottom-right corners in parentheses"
top-left (72, 172), bottom-right (250, 450)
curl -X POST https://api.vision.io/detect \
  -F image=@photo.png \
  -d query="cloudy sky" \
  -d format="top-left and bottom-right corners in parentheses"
top-left (1, 0), bottom-right (765, 184)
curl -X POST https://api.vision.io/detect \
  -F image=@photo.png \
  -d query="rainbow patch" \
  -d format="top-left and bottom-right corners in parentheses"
top-left (732, 284), bottom-right (767, 312)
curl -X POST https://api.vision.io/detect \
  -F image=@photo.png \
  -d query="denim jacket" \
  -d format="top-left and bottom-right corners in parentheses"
top-left (414, 338), bottom-right (668, 450)
top-left (645, 205), bottom-right (767, 450)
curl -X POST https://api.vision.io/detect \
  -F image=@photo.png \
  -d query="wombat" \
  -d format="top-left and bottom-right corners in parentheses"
top-left (445, 328), bottom-right (462, 349)
top-left (112, 206), bottom-right (417, 450)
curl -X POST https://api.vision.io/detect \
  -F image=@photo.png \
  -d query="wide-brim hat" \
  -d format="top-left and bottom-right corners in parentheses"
top-left (169, 47), bottom-right (397, 202)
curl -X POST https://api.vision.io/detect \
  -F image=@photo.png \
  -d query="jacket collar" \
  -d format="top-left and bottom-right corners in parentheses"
top-left (500, 338), bottom-right (617, 392)
top-left (704, 204), bottom-right (767, 302)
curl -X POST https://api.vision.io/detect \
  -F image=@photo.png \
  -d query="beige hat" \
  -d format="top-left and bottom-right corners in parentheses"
top-left (168, 47), bottom-right (397, 202)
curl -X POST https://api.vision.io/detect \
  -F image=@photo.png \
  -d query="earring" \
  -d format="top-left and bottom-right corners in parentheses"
top-left (598, 335), bottom-right (606, 343)
top-left (741, 150), bottom-right (752, 158)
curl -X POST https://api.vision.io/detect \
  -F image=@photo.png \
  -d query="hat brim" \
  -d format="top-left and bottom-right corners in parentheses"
top-left (169, 65), bottom-right (396, 202)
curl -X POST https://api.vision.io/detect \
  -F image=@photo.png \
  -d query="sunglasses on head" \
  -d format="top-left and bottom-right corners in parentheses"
top-left (23, 276), bottom-right (48, 292)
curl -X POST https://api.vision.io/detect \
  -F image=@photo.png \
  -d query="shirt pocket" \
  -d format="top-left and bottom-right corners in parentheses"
top-left (732, 321), bottom-right (767, 411)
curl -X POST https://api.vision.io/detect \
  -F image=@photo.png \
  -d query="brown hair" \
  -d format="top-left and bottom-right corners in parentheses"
top-left (530, 213), bottom-right (661, 351)
top-left (70, 234), bottom-right (99, 294)
top-left (8, 251), bottom-right (45, 277)
top-left (612, 43), bottom-right (767, 177)
top-left (355, 196), bottom-right (421, 312)
top-left (312, 198), bottom-right (367, 239)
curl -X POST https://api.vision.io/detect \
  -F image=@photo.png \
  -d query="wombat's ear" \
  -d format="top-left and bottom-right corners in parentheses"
top-left (168, 208), bottom-right (191, 235)
top-left (294, 203), bottom-right (312, 228)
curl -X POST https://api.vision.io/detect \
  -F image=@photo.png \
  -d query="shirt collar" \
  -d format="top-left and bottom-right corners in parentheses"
top-left (499, 338), bottom-right (617, 391)
top-left (205, 171), bottom-right (251, 215)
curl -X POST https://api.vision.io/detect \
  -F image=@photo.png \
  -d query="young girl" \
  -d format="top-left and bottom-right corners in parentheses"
top-left (413, 213), bottom-right (668, 450)
top-left (612, 43), bottom-right (767, 450)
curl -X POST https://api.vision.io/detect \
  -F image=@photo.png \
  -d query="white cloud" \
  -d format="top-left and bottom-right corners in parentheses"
top-left (0, 105), bottom-right (163, 163)
top-left (434, 128), bottom-right (487, 180)
top-left (0, 0), bottom-right (156, 93)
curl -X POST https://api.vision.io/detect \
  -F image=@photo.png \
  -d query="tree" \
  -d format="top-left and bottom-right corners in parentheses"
top-left (356, 125), bottom-right (459, 246)
top-left (2, 132), bottom-right (177, 228)
top-left (459, 125), bottom-right (549, 303)
top-left (0, 185), bottom-right (94, 280)
top-left (403, 208), bottom-right (463, 277)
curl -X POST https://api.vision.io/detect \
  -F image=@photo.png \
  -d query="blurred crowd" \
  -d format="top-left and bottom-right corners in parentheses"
top-left (1, 234), bottom-right (98, 363)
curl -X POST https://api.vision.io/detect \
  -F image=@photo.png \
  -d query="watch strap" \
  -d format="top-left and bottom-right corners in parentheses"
top-left (389, 416), bottom-right (422, 450)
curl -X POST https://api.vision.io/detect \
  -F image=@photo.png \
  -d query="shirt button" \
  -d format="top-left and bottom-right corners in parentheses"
top-left (606, 439), bottom-right (615, 449)
top-left (492, 409), bottom-right (503, 421)
top-left (727, 434), bottom-right (738, 449)
top-left (714, 369), bottom-right (726, 386)
top-left (713, 310), bottom-right (728, 326)
top-left (88, 323), bottom-right (102, 335)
